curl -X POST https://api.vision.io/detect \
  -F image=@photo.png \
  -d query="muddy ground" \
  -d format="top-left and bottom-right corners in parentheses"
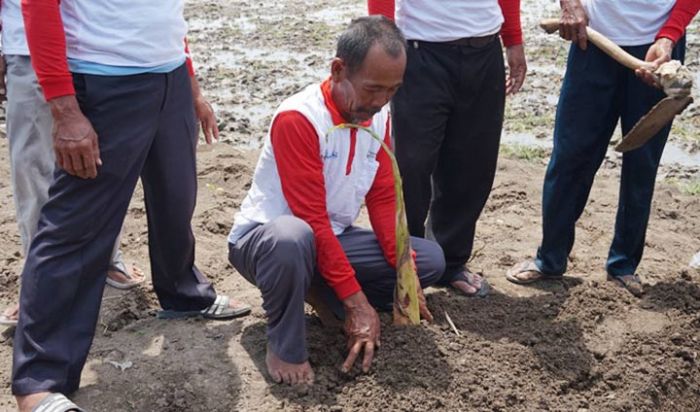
top-left (1, 0), bottom-right (699, 411)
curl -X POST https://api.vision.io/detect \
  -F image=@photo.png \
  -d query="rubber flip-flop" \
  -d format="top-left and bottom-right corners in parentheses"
top-left (0, 314), bottom-right (18, 327)
top-left (0, 304), bottom-right (19, 327)
top-left (105, 260), bottom-right (145, 290)
top-left (607, 274), bottom-right (644, 297)
top-left (31, 393), bottom-right (85, 412)
top-left (157, 295), bottom-right (252, 320)
top-left (505, 260), bottom-right (561, 285)
top-left (449, 270), bottom-right (490, 298)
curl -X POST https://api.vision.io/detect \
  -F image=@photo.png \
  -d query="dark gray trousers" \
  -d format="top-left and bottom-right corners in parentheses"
top-left (12, 64), bottom-right (217, 396)
top-left (392, 38), bottom-right (506, 281)
top-left (228, 215), bottom-right (445, 363)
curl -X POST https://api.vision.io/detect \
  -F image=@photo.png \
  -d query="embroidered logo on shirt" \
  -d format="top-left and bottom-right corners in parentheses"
top-left (322, 150), bottom-right (339, 160)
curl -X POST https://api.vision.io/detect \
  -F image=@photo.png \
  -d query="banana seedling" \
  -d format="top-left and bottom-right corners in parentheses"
top-left (327, 123), bottom-right (432, 326)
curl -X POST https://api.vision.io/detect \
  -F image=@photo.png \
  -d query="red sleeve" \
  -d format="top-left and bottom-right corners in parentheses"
top-left (271, 111), bottom-right (362, 300)
top-left (367, 0), bottom-right (394, 20)
top-left (22, 0), bottom-right (75, 100)
top-left (656, 0), bottom-right (700, 43)
top-left (184, 38), bottom-right (195, 77)
top-left (498, 0), bottom-right (523, 47)
top-left (365, 117), bottom-right (398, 267)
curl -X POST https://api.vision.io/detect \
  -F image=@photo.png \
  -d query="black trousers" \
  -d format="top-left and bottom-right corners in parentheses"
top-left (12, 64), bottom-right (217, 395)
top-left (392, 38), bottom-right (506, 280)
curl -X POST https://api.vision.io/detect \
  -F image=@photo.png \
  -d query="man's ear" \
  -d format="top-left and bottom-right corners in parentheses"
top-left (330, 57), bottom-right (346, 82)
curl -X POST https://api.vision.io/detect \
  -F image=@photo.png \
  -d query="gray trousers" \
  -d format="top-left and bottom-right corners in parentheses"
top-left (12, 64), bottom-right (217, 396)
top-left (228, 215), bottom-right (445, 363)
top-left (5, 54), bottom-right (124, 264)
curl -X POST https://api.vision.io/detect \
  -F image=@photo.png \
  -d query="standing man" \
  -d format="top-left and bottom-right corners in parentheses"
top-left (0, 0), bottom-right (222, 326)
top-left (12, 0), bottom-right (250, 410)
top-left (506, 0), bottom-right (699, 296)
top-left (228, 16), bottom-right (444, 386)
top-left (390, 0), bottom-right (527, 296)
top-left (0, 0), bottom-right (151, 327)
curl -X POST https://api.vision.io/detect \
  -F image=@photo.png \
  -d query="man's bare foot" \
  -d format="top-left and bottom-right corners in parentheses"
top-left (16, 391), bottom-right (50, 412)
top-left (106, 263), bottom-right (145, 289)
top-left (265, 345), bottom-right (314, 385)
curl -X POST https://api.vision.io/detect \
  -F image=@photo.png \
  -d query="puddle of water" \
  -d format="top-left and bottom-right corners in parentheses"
top-left (502, 132), bottom-right (700, 167)
top-left (308, 4), bottom-right (361, 26)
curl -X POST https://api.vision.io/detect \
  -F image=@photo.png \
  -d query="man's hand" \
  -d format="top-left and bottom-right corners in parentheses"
top-left (49, 96), bottom-right (101, 179)
top-left (341, 291), bottom-right (381, 374)
top-left (191, 76), bottom-right (219, 144)
top-left (505, 44), bottom-right (527, 95)
top-left (194, 95), bottom-right (219, 144)
top-left (0, 56), bottom-right (6, 101)
top-left (559, 0), bottom-right (588, 50)
top-left (636, 37), bottom-right (674, 88)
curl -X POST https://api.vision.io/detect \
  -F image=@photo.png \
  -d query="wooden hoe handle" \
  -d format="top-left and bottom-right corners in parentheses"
top-left (540, 18), bottom-right (656, 72)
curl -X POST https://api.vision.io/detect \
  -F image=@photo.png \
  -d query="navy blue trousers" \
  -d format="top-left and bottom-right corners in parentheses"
top-left (12, 64), bottom-right (217, 395)
top-left (392, 38), bottom-right (505, 280)
top-left (535, 40), bottom-right (686, 278)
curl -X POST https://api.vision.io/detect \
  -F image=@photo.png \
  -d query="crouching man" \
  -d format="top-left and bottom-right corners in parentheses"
top-left (227, 16), bottom-right (445, 386)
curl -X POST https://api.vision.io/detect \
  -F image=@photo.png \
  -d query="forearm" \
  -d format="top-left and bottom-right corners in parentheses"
top-left (498, 0), bottom-right (523, 47)
top-left (22, 0), bottom-right (74, 100)
top-left (656, 0), bottom-right (700, 43)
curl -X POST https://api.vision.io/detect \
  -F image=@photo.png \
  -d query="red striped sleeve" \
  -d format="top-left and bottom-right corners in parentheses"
top-left (656, 0), bottom-right (700, 43)
top-left (271, 110), bottom-right (361, 300)
top-left (22, 0), bottom-right (74, 100)
top-left (368, 0), bottom-right (394, 20)
top-left (499, 0), bottom-right (523, 47)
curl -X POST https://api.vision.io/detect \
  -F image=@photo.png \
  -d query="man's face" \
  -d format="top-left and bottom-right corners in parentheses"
top-left (331, 43), bottom-right (406, 123)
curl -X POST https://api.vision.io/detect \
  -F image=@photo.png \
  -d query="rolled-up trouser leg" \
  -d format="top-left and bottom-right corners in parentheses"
top-left (228, 216), bottom-right (315, 364)
top-left (12, 71), bottom-right (170, 396)
top-left (5, 55), bottom-right (55, 256)
top-left (140, 64), bottom-right (216, 311)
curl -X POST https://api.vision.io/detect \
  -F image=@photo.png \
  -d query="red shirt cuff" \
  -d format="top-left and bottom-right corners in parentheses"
top-left (41, 76), bottom-right (76, 101)
top-left (656, 28), bottom-right (684, 44)
top-left (501, 32), bottom-right (523, 47)
top-left (334, 276), bottom-right (362, 301)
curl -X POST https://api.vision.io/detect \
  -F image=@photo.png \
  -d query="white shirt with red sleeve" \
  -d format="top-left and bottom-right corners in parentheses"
top-left (228, 79), bottom-right (397, 301)
top-left (583, 0), bottom-right (699, 46)
top-left (395, 0), bottom-right (524, 47)
top-left (22, 0), bottom-right (188, 99)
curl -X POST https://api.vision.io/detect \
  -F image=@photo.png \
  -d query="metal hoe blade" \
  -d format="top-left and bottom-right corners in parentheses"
top-left (615, 96), bottom-right (693, 153)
